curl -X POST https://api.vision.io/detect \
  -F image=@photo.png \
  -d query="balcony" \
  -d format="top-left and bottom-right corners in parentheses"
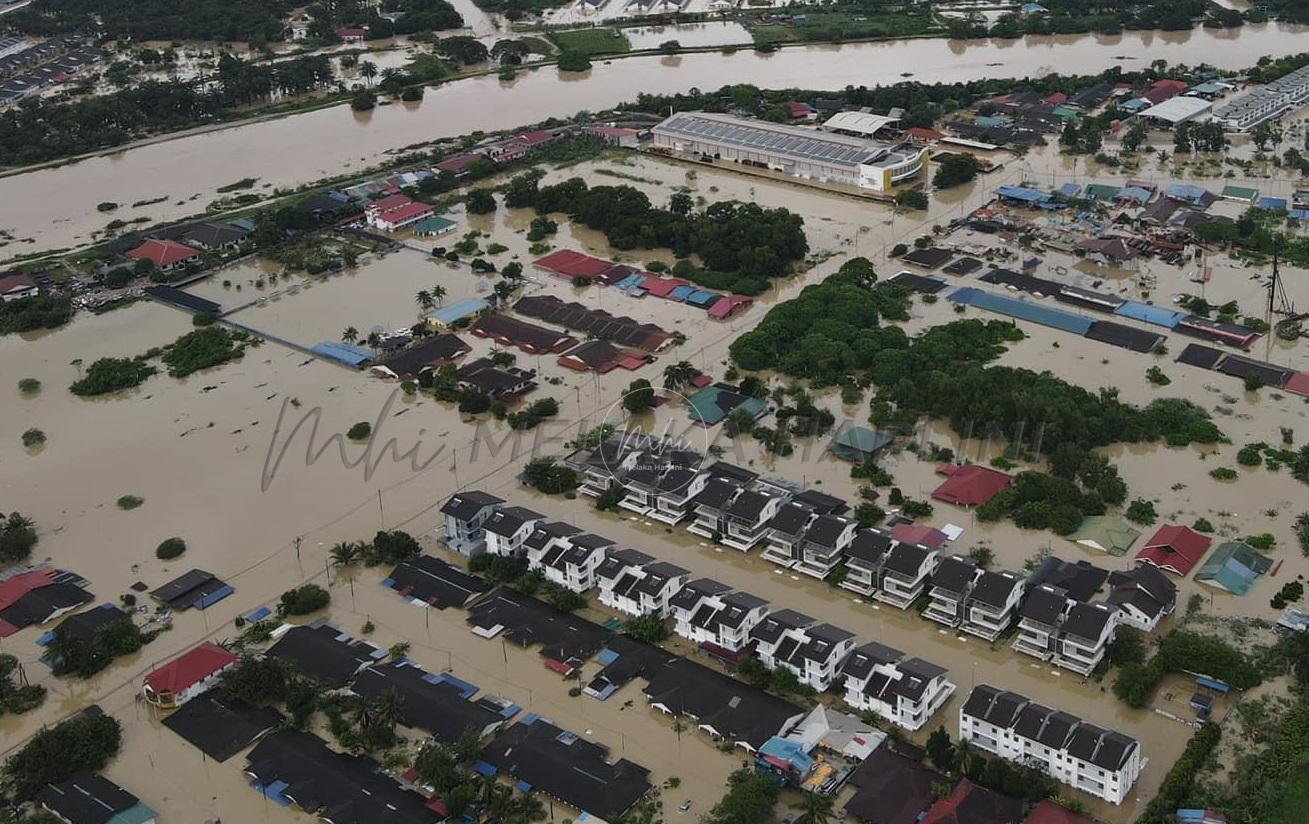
top-left (1013, 626), bottom-right (1054, 661)
top-left (649, 496), bottom-right (692, 524)
top-left (721, 521), bottom-right (769, 551)
top-left (874, 575), bottom-right (923, 609)
top-left (578, 469), bottom-right (614, 497)
top-left (686, 510), bottom-right (721, 539)
top-left (840, 567), bottom-right (877, 597)
top-left (962, 605), bottom-right (1013, 641)
top-left (760, 544), bottom-right (797, 569)
top-left (923, 592), bottom-right (964, 627)
top-left (618, 489), bottom-right (655, 515)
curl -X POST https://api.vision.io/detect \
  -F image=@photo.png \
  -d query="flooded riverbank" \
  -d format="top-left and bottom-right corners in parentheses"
top-left (3, 22), bottom-right (1308, 258)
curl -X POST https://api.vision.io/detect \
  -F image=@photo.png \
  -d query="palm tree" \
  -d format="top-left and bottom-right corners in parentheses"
top-left (955, 736), bottom-right (979, 776)
top-left (388, 641), bottom-right (411, 660)
top-left (416, 290), bottom-right (434, 313)
top-left (359, 60), bottom-right (377, 86)
top-left (794, 791), bottom-right (834, 824)
top-left (431, 284), bottom-right (447, 306)
top-left (662, 360), bottom-right (699, 391)
top-left (380, 67), bottom-right (401, 84)
top-left (342, 326), bottom-right (359, 345)
top-left (493, 280), bottom-right (515, 306)
top-left (375, 687), bottom-right (405, 731)
top-left (366, 331), bottom-right (382, 352)
top-left (330, 541), bottom-right (360, 567)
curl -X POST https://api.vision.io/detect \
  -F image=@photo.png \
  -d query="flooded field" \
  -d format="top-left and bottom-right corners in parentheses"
top-left (3, 22), bottom-right (1309, 257)
top-left (623, 21), bottom-right (755, 49)
top-left (2, 150), bottom-right (1307, 821)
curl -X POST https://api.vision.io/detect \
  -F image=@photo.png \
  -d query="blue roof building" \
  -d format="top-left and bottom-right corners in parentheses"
top-left (1113, 301), bottom-right (1184, 328)
top-left (310, 341), bottom-right (373, 367)
top-left (425, 297), bottom-right (491, 327)
top-left (948, 287), bottom-right (1095, 335)
top-left (1195, 541), bottom-right (1272, 596)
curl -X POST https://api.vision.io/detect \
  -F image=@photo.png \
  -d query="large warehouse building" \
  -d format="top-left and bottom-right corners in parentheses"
top-left (650, 111), bottom-right (927, 193)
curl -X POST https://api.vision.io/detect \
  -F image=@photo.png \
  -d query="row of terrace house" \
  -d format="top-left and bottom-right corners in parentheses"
top-left (840, 529), bottom-right (941, 610)
top-left (668, 577), bottom-right (771, 659)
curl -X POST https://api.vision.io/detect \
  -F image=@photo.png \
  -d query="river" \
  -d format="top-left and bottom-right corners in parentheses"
top-left (1, 22), bottom-right (1306, 258)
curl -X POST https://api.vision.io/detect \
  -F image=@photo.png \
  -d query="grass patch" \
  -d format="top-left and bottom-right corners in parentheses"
top-left (548, 28), bottom-right (631, 56)
top-left (750, 11), bottom-right (934, 46)
top-left (1269, 767), bottom-right (1309, 823)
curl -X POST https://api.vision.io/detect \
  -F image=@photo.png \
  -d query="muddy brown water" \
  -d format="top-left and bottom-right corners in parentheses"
top-left (1, 153), bottom-right (1306, 822)
top-left (3, 23), bottom-right (1309, 257)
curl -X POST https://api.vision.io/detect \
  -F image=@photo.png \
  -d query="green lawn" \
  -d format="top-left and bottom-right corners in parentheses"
top-left (548, 27), bottom-right (631, 56)
top-left (750, 11), bottom-right (935, 46)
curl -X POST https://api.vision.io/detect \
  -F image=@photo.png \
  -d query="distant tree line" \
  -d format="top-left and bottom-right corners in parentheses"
top-left (4, 0), bottom-right (296, 41)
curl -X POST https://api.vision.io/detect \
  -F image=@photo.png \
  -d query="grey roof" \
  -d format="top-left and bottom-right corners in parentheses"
top-left (1013, 703), bottom-right (1079, 749)
top-left (841, 642), bottom-right (905, 680)
top-left (656, 467), bottom-right (699, 494)
top-left (1021, 584), bottom-right (1070, 625)
top-left (725, 490), bottom-right (773, 521)
top-left (597, 547), bottom-right (655, 581)
top-left (930, 555), bottom-right (978, 594)
top-left (524, 521), bottom-right (581, 552)
top-left (670, 578), bottom-right (733, 611)
top-left (845, 529), bottom-right (893, 567)
top-left (769, 502), bottom-right (814, 536)
top-left (719, 592), bottom-right (768, 627)
top-left (961, 684), bottom-right (1027, 728)
top-left (693, 477), bottom-right (741, 510)
top-left (751, 609), bottom-right (814, 644)
top-left (791, 489), bottom-right (848, 515)
top-left (969, 570), bottom-right (1023, 608)
top-left (705, 461), bottom-right (757, 484)
top-left (804, 515), bottom-right (853, 548)
top-left (1066, 724), bottom-right (1138, 771)
top-left (655, 111), bottom-right (891, 171)
top-left (798, 623), bottom-right (854, 664)
top-left (571, 533), bottom-right (615, 551)
top-left (441, 490), bottom-right (504, 520)
top-left (883, 542), bottom-right (932, 577)
top-left (1030, 558), bottom-right (1108, 602)
top-left (482, 506), bottom-right (543, 537)
top-left (1060, 601), bottom-right (1116, 642)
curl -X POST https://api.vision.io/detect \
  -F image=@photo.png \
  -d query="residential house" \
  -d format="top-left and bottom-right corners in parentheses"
top-left (841, 641), bottom-right (956, 731)
top-left (686, 476), bottom-right (748, 540)
top-left (1013, 584), bottom-right (1069, 663)
top-left (792, 514), bottom-right (859, 580)
top-left (960, 685), bottom-right (1145, 804)
top-left (0, 271), bottom-right (38, 302)
top-left (336, 26), bottom-right (366, 42)
top-left (1106, 564), bottom-right (1176, 632)
top-left (577, 436), bottom-right (646, 498)
top-left (142, 642), bottom-right (237, 709)
top-left (482, 505), bottom-right (544, 557)
top-left (924, 555), bottom-right (982, 629)
top-left (1136, 525), bottom-right (1212, 577)
top-left (762, 502), bottom-right (817, 570)
top-left (439, 490), bottom-right (504, 555)
top-left (127, 238), bottom-right (200, 271)
top-left (179, 221), bottom-right (250, 251)
top-left (1195, 540), bottom-right (1273, 596)
top-left (364, 194), bottom-right (433, 231)
top-left (527, 527), bottom-right (614, 593)
top-left (920, 780), bottom-right (1023, 824)
top-left (844, 744), bottom-right (945, 824)
top-left (455, 358), bottom-right (536, 400)
top-left (596, 548), bottom-right (689, 617)
top-left (719, 489), bottom-right (785, 551)
top-left (875, 540), bottom-right (941, 609)
top-left (37, 773), bottom-right (157, 824)
top-left (669, 578), bottom-right (770, 655)
top-left (841, 529), bottom-right (894, 598)
top-left (648, 466), bottom-right (708, 524)
top-left (616, 448), bottom-right (702, 515)
top-left (753, 611), bottom-right (855, 692)
top-left (963, 569), bottom-right (1027, 641)
top-left (1013, 583), bottom-right (1120, 675)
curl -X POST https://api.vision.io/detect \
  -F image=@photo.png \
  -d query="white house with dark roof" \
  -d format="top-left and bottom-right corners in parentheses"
top-left (482, 505), bottom-right (544, 557)
top-left (1106, 564), bottom-right (1176, 632)
top-left (525, 524), bottom-right (614, 593)
top-left (686, 476), bottom-right (747, 540)
top-left (752, 611), bottom-right (855, 692)
top-left (1013, 585), bottom-right (1120, 675)
top-left (647, 467), bottom-right (709, 524)
top-left (440, 490), bottom-right (505, 555)
top-left (577, 438), bottom-right (644, 498)
top-left (761, 501), bottom-right (814, 569)
top-left (669, 578), bottom-right (770, 654)
top-left (840, 529), bottom-right (893, 597)
top-left (616, 448), bottom-right (702, 517)
top-left (874, 541), bottom-right (940, 609)
top-left (962, 569), bottom-right (1026, 641)
top-left (793, 514), bottom-right (859, 580)
top-left (719, 489), bottom-right (784, 551)
top-left (596, 548), bottom-right (689, 617)
top-left (959, 684), bottom-right (1145, 804)
top-left (841, 641), bottom-right (955, 731)
top-left (923, 555), bottom-right (981, 628)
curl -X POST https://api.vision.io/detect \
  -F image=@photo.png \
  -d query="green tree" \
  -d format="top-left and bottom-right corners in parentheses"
top-left (933, 153), bottom-right (981, 188)
top-left (623, 614), bottom-right (669, 643)
top-left (466, 188), bottom-right (497, 214)
top-left (622, 378), bottom-right (656, 413)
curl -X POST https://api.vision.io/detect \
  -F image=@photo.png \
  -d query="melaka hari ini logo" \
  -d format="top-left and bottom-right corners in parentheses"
top-left (595, 386), bottom-right (712, 496)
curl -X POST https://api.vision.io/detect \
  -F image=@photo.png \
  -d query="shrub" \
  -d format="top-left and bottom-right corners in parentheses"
top-left (1125, 498), bottom-right (1157, 525)
top-left (21, 428), bottom-right (45, 447)
top-left (155, 537), bottom-right (186, 559)
top-left (347, 422), bottom-right (372, 441)
top-left (4, 712), bottom-right (122, 800)
top-left (1192, 517), bottom-right (1214, 533)
top-left (18, 378), bottom-right (40, 394)
top-left (278, 583), bottom-right (330, 616)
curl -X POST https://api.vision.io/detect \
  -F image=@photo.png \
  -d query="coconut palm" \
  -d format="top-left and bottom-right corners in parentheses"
top-left (388, 641), bottom-right (411, 660)
top-left (366, 331), bottom-right (382, 352)
top-left (375, 686), bottom-right (405, 731)
top-left (662, 360), bottom-right (699, 391)
top-left (794, 791), bottom-right (834, 824)
top-left (359, 60), bottom-right (377, 86)
top-left (431, 284), bottom-right (447, 306)
top-left (416, 290), bottom-right (434, 312)
top-left (329, 541), bottom-right (360, 567)
top-left (342, 326), bottom-right (359, 345)
top-left (493, 280), bottom-right (515, 306)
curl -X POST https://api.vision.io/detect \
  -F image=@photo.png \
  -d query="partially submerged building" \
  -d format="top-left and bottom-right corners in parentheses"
top-left (668, 578), bottom-right (770, 658)
top-left (840, 641), bottom-right (955, 731)
top-left (752, 611), bottom-right (855, 692)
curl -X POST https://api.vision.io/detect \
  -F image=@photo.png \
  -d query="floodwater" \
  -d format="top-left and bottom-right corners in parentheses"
top-left (1, 150), bottom-right (1306, 821)
top-left (623, 21), bottom-right (755, 49)
top-left (3, 23), bottom-right (1309, 257)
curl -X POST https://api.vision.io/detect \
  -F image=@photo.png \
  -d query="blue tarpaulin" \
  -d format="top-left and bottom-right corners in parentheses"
top-left (1257, 197), bottom-right (1288, 210)
top-left (668, 285), bottom-right (696, 302)
top-left (996, 185), bottom-right (1052, 204)
top-left (1195, 675), bottom-right (1230, 693)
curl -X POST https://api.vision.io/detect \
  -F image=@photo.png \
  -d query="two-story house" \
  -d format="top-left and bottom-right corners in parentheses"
top-left (1106, 564), bottom-right (1176, 632)
top-left (840, 529), bottom-right (893, 597)
top-left (686, 476), bottom-right (747, 540)
top-left (524, 520), bottom-right (582, 569)
top-left (482, 505), bottom-right (544, 557)
top-left (959, 684), bottom-right (1145, 805)
top-left (617, 448), bottom-right (703, 516)
top-left (596, 548), bottom-right (689, 617)
top-left (923, 555), bottom-right (981, 628)
top-left (439, 490), bottom-right (504, 555)
top-left (647, 467), bottom-right (709, 525)
top-left (577, 437), bottom-right (645, 498)
top-left (527, 525), bottom-right (614, 593)
top-left (669, 578), bottom-right (770, 656)
top-left (841, 641), bottom-right (956, 731)
top-left (962, 569), bottom-right (1026, 641)
top-left (761, 502), bottom-right (816, 570)
top-left (752, 611), bottom-right (855, 692)
top-left (1013, 585), bottom-right (1120, 675)
top-left (720, 490), bottom-right (785, 551)
top-left (792, 514), bottom-right (859, 580)
top-left (874, 541), bottom-right (940, 609)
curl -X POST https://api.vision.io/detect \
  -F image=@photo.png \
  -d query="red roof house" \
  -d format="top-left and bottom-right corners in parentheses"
top-left (434, 153), bottom-right (485, 175)
top-left (127, 238), bottom-right (200, 269)
top-left (515, 129), bottom-right (557, 147)
top-left (708, 294), bottom-right (752, 319)
top-left (890, 523), bottom-right (948, 548)
top-left (921, 780), bottom-right (1023, 824)
top-left (1137, 524), bottom-right (1212, 576)
top-left (784, 100), bottom-right (814, 119)
top-left (1283, 372), bottom-right (1309, 397)
top-left (142, 641), bottom-right (237, 709)
top-left (0, 271), bottom-right (38, 301)
top-left (906, 127), bottom-right (945, 143)
top-left (337, 26), bottom-right (366, 41)
top-left (533, 249), bottom-right (613, 280)
top-left (639, 276), bottom-right (689, 298)
top-left (931, 463), bottom-right (1013, 507)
